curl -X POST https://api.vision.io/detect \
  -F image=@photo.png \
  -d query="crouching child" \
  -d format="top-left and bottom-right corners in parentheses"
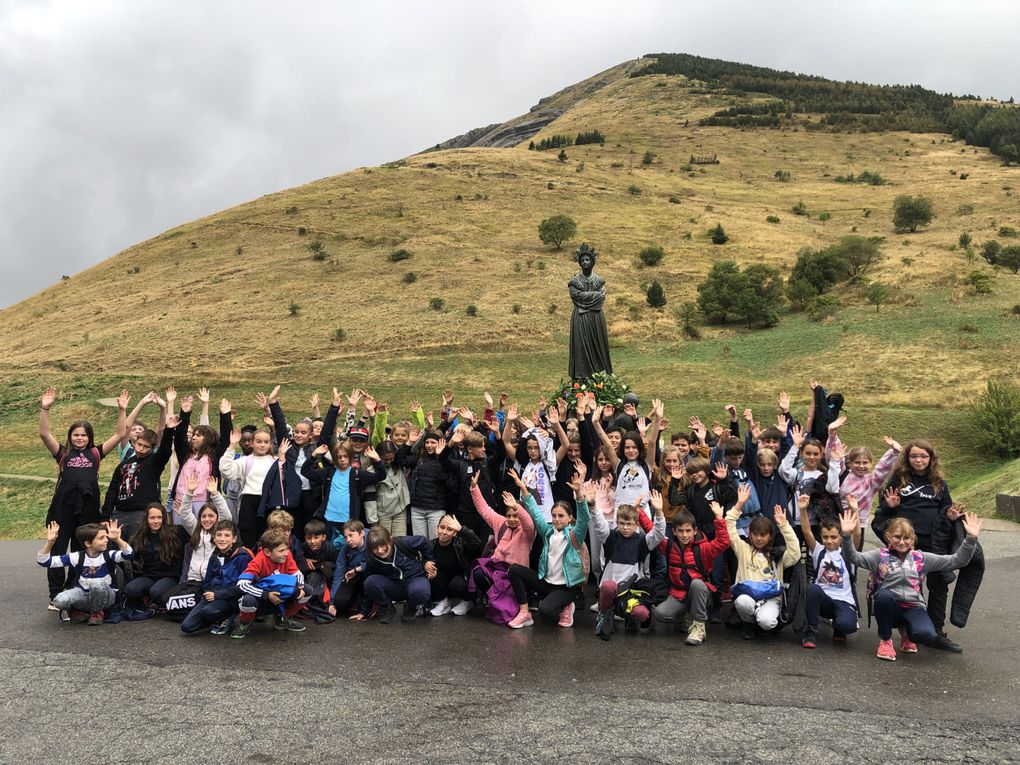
top-left (361, 526), bottom-right (434, 624)
top-left (38, 519), bottom-right (133, 626)
top-left (331, 520), bottom-right (369, 618)
top-left (231, 529), bottom-right (309, 639)
top-left (301, 518), bottom-right (338, 619)
top-left (181, 520), bottom-right (253, 635)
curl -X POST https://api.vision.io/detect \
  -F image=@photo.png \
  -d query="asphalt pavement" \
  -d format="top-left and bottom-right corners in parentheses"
top-left (2, 525), bottom-right (1018, 765)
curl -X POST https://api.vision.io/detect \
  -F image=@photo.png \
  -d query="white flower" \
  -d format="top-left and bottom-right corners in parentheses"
top-left (617, 398), bottom-right (623, 404)
top-left (581, 384), bottom-right (587, 390)
top-left (622, 385), bottom-right (628, 390)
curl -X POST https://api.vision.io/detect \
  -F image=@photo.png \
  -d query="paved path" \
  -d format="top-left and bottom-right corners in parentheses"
top-left (2, 530), bottom-right (1018, 764)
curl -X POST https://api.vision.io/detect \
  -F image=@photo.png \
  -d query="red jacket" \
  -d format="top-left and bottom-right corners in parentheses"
top-left (658, 518), bottom-right (730, 600)
top-left (237, 549), bottom-right (303, 599)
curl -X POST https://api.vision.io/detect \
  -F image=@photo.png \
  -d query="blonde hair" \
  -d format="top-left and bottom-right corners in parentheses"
top-left (266, 509), bottom-right (294, 531)
top-left (884, 517), bottom-right (916, 544)
top-left (847, 446), bottom-right (873, 464)
top-left (615, 505), bottom-right (639, 525)
top-left (756, 447), bottom-right (778, 468)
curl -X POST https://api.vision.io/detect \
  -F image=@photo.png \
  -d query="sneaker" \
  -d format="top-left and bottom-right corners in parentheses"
top-left (230, 621), bottom-right (251, 639)
top-left (594, 611), bottom-right (611, 641)
top-left (624, 617), bottom-right (638, 634)
top-left (832, 632), bottom-right (847, 645)
top-left (379, 604), bottom-right (396, 625)
top-left (64, 609), bottom-right (88, 624)
top-left (127, 607), bottom-right (155, 622)
top-left (801, 629), bottom-right (818, 649)
top-left (899, 627), bottom-right (918, 653)
top-left (451, 599), bottom-right (472, 616)
top-left (877, 639), bottom-right (897, 661)
top-left (558, 602), bottom-right (575, 628)
top-left (930, 632), bottom-right (963, 653)
top-left (87, 610), bottom-right (104, 626)
top-left (508, 608), bottom-right (534, 629)
top-left (210, 620), bottom-right (230, 635)
top-left (274, 617), bottom-right (306, 633)
top-left (429, 598), bottom-right (452, 617)
top-left (589, 603), bottom-right (599, 613)
top-left (47, 601), bottom-right (60, 612)
top-left (685, 620), bottom-right (707, 646)
top-left (742, 621), bottom-right (756, 640)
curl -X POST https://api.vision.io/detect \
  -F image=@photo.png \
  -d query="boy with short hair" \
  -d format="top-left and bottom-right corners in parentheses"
top-left (302, 518), bottom-right (338, 615)
top-left (266, 508), bottom-right (309, 574)
top-left (653, 504), bottom-right (730, 646)
top-left (231, 529), bottom-right (308, 639)
top-left (331, 520), bottom-right (369, 618)
top-left (181, 519), bottom-right (253, 635)
top-left (38, 519), bottom-right (134, 626)
top-left (362, 526), bottom-right (434, 624)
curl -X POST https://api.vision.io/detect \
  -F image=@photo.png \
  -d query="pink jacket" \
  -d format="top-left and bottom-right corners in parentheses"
top-left (470, 485), bottom-right (536, 567)
top-left (827, 433), bottom-right (898, 523)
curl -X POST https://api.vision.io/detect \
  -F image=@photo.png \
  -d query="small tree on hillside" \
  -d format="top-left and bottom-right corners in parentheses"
top-left (830, 235), bottom-right (884, 280)
top-left (538, 214), bottom-right (577, 250)
top-left (998, 245), bottom-right (1020, 274)
top-left (639, 245), bottom-right (664, 266)
top-left (677, 302), bottom-right (702, 339)
top-left (646, 280), bottom-right (666, 308)
top-left (710, 223), bottom-right (729, 245)
top-left (697, 261), bottom-right (745, 323)
top-left (790, 246), bottom-right (849, 295)
top-left (893, 195), bottom-right (935, 233)
top-left (866, 283), bottom-right (892, 312)
top-left (970, 380), bottom-right (1020, 457)
top-left (981, 240), bottom-right (1001, 265)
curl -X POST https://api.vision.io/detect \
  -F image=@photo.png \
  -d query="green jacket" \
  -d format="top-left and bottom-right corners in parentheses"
top-left (521, 494), bottom-right (590, 588)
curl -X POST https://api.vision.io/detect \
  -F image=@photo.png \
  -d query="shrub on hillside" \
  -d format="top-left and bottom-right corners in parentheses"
top-left (792, 201), bottom-right (808, 216)
top-left (981, 240), bottom-right (1001, 265)
top-left (288, 302), bottom-right (300, 316)
top-left (627, 185), bottom-right (642, 195)
top-left (402, 271), bottom-right (417, 284)
top-left (677, 302), bottom-right (702, 339)
top-left (709, 223), bottom-right (728, 244)
top-left (639, 246), bottom-right (664, 266)
top-left (893, 195), bottom-right (935, 233)
top-left (697, 261), bottom-right (784, 328)
top-left (866, 282), bottom-right (892, 312)
top-left (789, 246), bottom-right (850, 295)
top-left (389, 248), bottom-right (412, 262)
top-left (429, 297), bottom-right (445, 311)
top-left (642, 151), bottom-right (655, 165)
top-left (307, 241), bottom-right (326, 261)
top-left (466, 304), bottom-right (478, 316)
top-left (766, 215), bottom-right (781, 223)
top-left (646, 280), bottom-right (666, 308)
top-left (970, 380), bottom-right (1020, 458)
top-left (959, 232), bottom-right (972, 248)
top-left (998, 245), bottom-right (1020, 274)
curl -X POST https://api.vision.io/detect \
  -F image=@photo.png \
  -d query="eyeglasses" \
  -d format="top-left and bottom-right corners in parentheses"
top-left (616, 521), bottom-right (637, 528)
top-left (889, 535), bottom-right (914, 542)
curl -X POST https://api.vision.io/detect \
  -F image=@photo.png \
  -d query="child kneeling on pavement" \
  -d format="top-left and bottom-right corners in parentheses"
top-left (362, 526), bottom-right (435, 624)
top-left (231, 528), bottom-right (309, 638)
top-left (38, 519), bottom-right (133, 626)
top-left (180, 520), bottom-right (252, 635)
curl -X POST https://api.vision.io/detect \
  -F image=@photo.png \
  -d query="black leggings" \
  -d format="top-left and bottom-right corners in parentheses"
top-left (238, 495), bottom-right (264, 551)
top-left (431, 572), bottom-right (470, 601)
top-left (507, 564), bottom-right (578, 620)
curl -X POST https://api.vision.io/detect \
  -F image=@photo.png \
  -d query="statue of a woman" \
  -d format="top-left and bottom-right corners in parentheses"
top-left (568, 243), bottom-right (613, 379)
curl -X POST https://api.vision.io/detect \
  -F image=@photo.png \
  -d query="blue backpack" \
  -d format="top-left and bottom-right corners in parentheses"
top-left (256, 573), bottom-right (299, 601)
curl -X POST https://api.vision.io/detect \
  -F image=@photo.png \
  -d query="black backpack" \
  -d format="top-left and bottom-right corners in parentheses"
top-left (614, 575), bottom-right (669, 618)
top-left (67, 549), bottom-right (121, 591)
top-left (809, 385), bottom-right (845, 443)
top-left (805, 476), bottom-right (842, 527)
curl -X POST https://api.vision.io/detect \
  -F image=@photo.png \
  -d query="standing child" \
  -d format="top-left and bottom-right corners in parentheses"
top-left (373, 440), bottom-right (411, 537)
top-left (38, 387), bottom-right (132, 603)
top-left (725, 486), bottom-right (800, 639)
top-left (180, 520), bottom-right (253, 635)
top-left (172, 393), bottom-right (220, 521)
top-left (840, 509), bottom-right (981, 661)
top-left (231, 529), bottom-right (309, 638)
top-left (825, 418), bottom-right (901, 539)
top-left (218, 421), bottom-right (280, 550)
top-left (38, 519), bottom-right (133, 625)
top-left (301, 441), bottom-right (385, 543)
top-left (779, 424), bottom-right (841, 539)
top-left (799, 494), bottom-right (861, 649)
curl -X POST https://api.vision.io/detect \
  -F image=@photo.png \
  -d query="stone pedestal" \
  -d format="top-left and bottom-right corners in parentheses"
top-left (996, 493), bottom-right (1020, 521)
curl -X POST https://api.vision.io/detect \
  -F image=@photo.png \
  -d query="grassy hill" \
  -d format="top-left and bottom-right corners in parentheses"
top-left (1, 55), bottom-right (1019, 537)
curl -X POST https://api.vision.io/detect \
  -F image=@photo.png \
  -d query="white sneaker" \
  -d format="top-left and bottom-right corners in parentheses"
top-left (452, 599), bottom-right (473, 616)
top-left (429, 598), bottom-right (452, 616)
top-left (589, 603), bottom-right (599, 613)
top-left (47, 601), bottom-right (59, 612)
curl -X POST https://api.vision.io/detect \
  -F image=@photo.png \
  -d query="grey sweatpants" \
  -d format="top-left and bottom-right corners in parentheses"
top-left (52, 583), bottom-right (116, 614)
top-left (653, 579), bottom-right (710, 622)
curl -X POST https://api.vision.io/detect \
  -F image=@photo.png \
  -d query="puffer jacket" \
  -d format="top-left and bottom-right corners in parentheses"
top-left (407, 453), bottom-right (447, 513)
top-left (931, 511), bottom-right (985, 628)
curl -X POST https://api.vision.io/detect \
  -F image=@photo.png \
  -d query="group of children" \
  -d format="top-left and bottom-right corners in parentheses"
top-left (35, 381), bottom-right (986, 660)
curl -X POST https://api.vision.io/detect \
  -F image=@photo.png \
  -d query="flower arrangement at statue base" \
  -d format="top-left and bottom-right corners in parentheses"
top-left (551, 370), bottom-right (631, 407)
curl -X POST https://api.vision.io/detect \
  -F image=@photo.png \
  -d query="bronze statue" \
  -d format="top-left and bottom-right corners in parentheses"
top-left (568, 243), bottom-right (613, 379)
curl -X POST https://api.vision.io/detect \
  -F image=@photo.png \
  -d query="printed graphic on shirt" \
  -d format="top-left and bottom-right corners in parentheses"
top-left (819, 557), bottom-right (845, 588)
top-left (117, 462), bottom-right (141, 501)
top-left (65, 453), bottom-right (98, 469)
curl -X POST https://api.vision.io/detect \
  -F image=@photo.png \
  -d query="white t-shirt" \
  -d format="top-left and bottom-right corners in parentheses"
top-left (521, 460), bottom-right (553, 521)
top-left (544, 532), bottom-right (569, 585)
top-left (812, 546), bottom-right (855, 606)
top-left (614, 461), bottom-right (650, 514)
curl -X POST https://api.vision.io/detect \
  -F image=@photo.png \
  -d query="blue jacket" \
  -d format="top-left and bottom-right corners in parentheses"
top-left (202, 545), bottom-right (254, 600)
top-left (330, 541), bottom-right (368, 601)
top-left (521, 494), bottom-right (590, 588)
top-left (364, 535), bottom-right (433, 581)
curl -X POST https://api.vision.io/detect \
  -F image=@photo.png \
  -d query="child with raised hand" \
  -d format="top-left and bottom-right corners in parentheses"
top-left (779, 423), bottom-right (840, 538)
top-left (232, 528), bottom-right (309, 638)
top-left (373, 439), bottom-right (411, 537)
top-left (653, 501), bottom-right (730, 646)
top-left (428, 514), bottom-right (482, 616)
top-left (468, 470), bottom-right (538, 625)
top-left (799, 493), bottom-right (860, 649)
top-left (872, 439), bottom-right (979, 653)
top-left (180, 519), bottom-right (253, 635)
top-left (102, 402), bottom-right (176, 541)
top-left (586, 444), bottom-right (617, 580)
top-left (404, 429), bottom-right (448, 541)
top-left (502, 403), bottom-right (557, 522)
top-left (124, 504), bottom-right (191, 619)
top-left (742, 417), bottom-right (791, 540)
top-left (725, 486), bottom-right (800, 639)
top-left (172, 390), bottom-right (220, 520)
top-left (38, 519), bottom-right (133, 625)
top-left (506, 459), bottom-right (591, 629)
top-left (117, 391), bottom-right (167, 461)
top-left (39, 386), bottom-right (132, 602)
top-left (825, 417), bottom-right (901, 541)
top-left (592, 405), bottom-right (652, 518)
top-left (840, 508), bottom-right (981, 661)
top-left (219, 400), bottom-right (279, 548)
top-left (589, 488), bottom-right (666, 640)
top-left (301, 440), bottom-right (385, 544)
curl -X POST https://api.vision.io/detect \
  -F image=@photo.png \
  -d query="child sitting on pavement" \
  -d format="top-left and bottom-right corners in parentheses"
top-left (180, 520), bottom-right (252, 635)
top-left (231, 529), bottom-right (309, 639)
top-left (38, 519), bottom-right (133, 626)
top-left (331, 520), bottom-right (370, 619)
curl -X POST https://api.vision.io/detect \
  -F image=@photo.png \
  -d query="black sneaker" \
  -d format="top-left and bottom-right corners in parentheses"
top-left (274, 617), bottom-right (306, 633)
top-left (401, 603), bottom-right (418, 623)
top-left (379, 604), bottom-right (396, 624)
top-left (624, 617), bottom-right (638, 634)
top-left (709, 604), bottom-right (723, 624)
top-left (742, 621), bottom-right (756, 640)
top-left (930, 632), bottom-right (963, 653)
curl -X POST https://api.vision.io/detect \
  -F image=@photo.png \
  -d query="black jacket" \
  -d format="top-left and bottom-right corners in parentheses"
top-left (439, 447), bottom-right (497, 518)
top-left (932, 510), bottom-right (985, 628)
top-left (405, 452), bottom-right (448, 513)
top-left (301, 457), bottom-right (385, 523)
top-left (429, 527), bottom-right (482, 578)
top-left (102, 426), bottom-right (175, 518)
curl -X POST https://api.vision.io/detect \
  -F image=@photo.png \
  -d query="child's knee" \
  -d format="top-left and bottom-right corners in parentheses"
top-left (239, 594), bottom-right (259, 612)
top-left (599, 580), bottom-right (618, 598)
top-left (689, 578), bottom-right (709, 596)
top-left (537, 599), bottom-right (564, 621)
top-left (756, 611), bottom-right (779, 630)
top-left (733, 594), bottom-right (755, 620)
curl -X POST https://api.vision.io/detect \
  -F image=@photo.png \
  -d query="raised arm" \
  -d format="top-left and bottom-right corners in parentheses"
top-left (100, 389), bottom-right (131, 457)
top-left (501, 403), bottom-right (520, 462)
top-left (591, 406), bottom-right (620, 470)
top-left (797, 494), bottom-right (817, 552)
top-left (38, 387), bottom-right (61, 456)
top-left (547, 406), bottom-right (570, 465)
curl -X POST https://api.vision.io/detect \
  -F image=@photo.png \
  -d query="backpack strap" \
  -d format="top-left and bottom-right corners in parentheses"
top-left (670, 538), bottom-right (707, 588)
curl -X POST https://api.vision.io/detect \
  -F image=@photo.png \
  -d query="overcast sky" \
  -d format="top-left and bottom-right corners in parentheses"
top-left (1, 0), bottom-right (1017, 308)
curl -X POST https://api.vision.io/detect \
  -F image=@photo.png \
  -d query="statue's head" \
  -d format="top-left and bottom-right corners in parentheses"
top-left (574, 243), bottom-right (597, 273)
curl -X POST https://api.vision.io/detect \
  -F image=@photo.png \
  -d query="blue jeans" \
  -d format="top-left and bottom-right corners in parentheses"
top-left (181, 598), bottom-right (238, 633)
top-left (363, 574), bottom-right (430, 610)
top-left (873, 588), bottom-right (937, 643)
top-left (805, 583), bottom-right (858, 635)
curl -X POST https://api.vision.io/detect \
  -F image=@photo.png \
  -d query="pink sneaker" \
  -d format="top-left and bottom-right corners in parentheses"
top-left (508, 609), bottom-right (534, 629)
top-left (899, 628), bottom-right (918, 653)
top-left (558, 602), bottom-right (575, 628)
top-left (877, 639), bottom-right (897, 661)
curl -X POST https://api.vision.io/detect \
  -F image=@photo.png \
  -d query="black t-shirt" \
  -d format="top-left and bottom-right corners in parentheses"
top-left (433, 539), bottom-right (459, 576)
top-left (56, 446), bottom-right (103, 488)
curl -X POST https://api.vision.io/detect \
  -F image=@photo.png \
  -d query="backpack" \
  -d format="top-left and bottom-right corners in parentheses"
top-left (809, 385), bottom-right (845, 443)
top-left (566, 524), bottom-right (590, 582)
top-left (256, 573), bottom-right (299, 602)
top-left (803, 475), bottom-right (842, 527)
top-left (614, 575), bottom-right (669, 618)
top-left (68, 549), bottom-right (119, 591)
top-left (865, 548), bottom-right (924, 626)
top-left (480, 522), bottom-right (511, 558)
